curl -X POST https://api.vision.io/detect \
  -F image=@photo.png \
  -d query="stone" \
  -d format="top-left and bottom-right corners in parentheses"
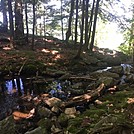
top-left (44, 97), bottom-right (62, 107)
top-left (25, 127), bottom-right (47, 134)
top-left (38, 106), bottom-right (53, 118)
top-left (0, 116), bottom-right (16, 134)
top-left (65, 107), bottom-right (77, 115)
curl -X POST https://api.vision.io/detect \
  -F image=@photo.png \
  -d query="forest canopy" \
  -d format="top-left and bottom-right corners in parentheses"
top-left (0, 0), bottom-right (133, 55)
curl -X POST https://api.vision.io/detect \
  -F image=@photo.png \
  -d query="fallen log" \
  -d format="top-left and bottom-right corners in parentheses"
top-left (61, 83), bottom-right (105, 108)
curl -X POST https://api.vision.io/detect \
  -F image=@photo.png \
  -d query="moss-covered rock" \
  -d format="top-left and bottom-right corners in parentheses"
top-left (0, 116), bottom-right (16, 134)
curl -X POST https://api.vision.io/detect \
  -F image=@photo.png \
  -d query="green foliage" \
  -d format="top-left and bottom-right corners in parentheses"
top-left (118, 43), bottom-right (132, 56)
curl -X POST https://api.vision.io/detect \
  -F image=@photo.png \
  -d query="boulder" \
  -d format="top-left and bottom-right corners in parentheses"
top-left (44, 97), bottom-right (62, 107)
top-left (38, 106), bottom-right (53, 118)
top-left (25, 127), bottom-right (47, 134)
top-left (0, 116), bottom-right (16, 134)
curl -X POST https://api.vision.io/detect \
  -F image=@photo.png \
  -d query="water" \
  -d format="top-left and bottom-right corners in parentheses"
top-left (0, 77), bottom-right (35, 120)
top-left (5, 78), bottom-right (24, 95)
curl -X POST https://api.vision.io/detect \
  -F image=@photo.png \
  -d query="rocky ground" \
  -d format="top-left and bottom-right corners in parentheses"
top-left (0, 37), bottom-right (134, 134)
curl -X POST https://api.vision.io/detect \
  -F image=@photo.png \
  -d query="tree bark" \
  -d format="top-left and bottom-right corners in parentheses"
top-left (61, 0), bottom-right (64, 40)
top-left (7, 0), bottom-right (14, 44)
top-left (66, 0), bottom-right (75, 43)
top-left (31, 0), bottom-right (36, 50)
top-left (87, 0), bottom-right (95, 49)
top-left (1, 0), bottom-right (8, 32)
top-left (14, 0), bottom-right (24, 39)
top-left (75, 0), bottom-right (85, 58)
top-left (74, 0), bottom-right (79, 45)
top-left (25, 2), bottom-right (29, 44)
top-left (90, 0), bottom-right (100, 52)
top-left (85, 0), bottom-right (89, 47)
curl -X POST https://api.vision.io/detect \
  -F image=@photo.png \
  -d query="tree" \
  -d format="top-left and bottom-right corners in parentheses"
top-left (61, 0), bottom-right (64, 40)
top-left (7, 0), bottom-right (14, 44)
top-left (14, 0), bottom-right (24, 38)
top-left (1, 0), bottom-right (8, 31)
top-left (89, 0), bottom-right (100, 52)
top-left (31, 0), bottom-right (36, 50)
top-left (76, 0), bottom-right (85, 58)
top-left (24, 1), bottom-right (29, 43)
top-left (84, 0), bottom-right (89, 47)
top-left (66, 0), bottom-right (75, 43)
top-left (74, 0), bottom-right (79, 44)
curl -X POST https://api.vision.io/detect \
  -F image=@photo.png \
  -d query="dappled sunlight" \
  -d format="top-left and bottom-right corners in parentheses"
top-left (54, 54), bottom-right (61, 60)
top-left (44, 39), bottom-right (54, 43)
top-left (47, 62), bottom-right (55, 66)
top-left (3, 47), bottom-right (11, 50)
top-left (51, 50), bottom-right (59, 55)
top-left (41, 48), bottom-right (59, 55)
top-left (41, 48), bottom-right (50, 53)
top-left (83, 51), bottom-right (86, 54)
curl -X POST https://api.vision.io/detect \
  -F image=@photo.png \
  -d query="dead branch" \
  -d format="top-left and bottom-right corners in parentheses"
top-left (61, 83), bottom-right (105, 108)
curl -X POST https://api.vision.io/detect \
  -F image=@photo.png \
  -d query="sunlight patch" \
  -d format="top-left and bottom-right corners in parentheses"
top-left (42, 48), bottom-right (50, 53)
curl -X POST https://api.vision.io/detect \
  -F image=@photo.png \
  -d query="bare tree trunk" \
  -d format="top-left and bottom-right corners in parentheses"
top-left (75, 0), bottom-right (85, 58)
top-left (132, 4), bottom-right (134, 67)
top-left (7, 0), bottom-right (14, 45)
top-left (90, 0), bottom-right (100, 52)
top-left (74, 0), bottom-right (79, 45)
top-left (84, 0), bottom-right (89, 47)
top-left (25, 2), bottom-right (29, 44)
top-left (66, 0), bottom-right (75, 43)
top-left (1, 0), bottom-right (8, 32)
top-left (61, 0), bottom-right (64, 40)
top-left (14, 0), bottom-right (24, 39)
top-left (87, 0), bottom-right (95, 49)
top-left (31, 0), bottom-right (36, 50)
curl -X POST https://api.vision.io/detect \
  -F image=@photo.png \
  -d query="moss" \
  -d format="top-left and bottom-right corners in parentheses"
top-left (67, 117), bottom-right (83, 133)
top-left (37, 118), bottom-right (52, 131)
top-left (83, 108), bottom-right (107, 119)
top-left (58, 113), bottom-right (69, 128)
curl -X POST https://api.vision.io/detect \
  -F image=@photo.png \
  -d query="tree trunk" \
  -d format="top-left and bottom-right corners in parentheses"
top-left (89, 0), bottom-right (100, 52)
top-left (7, 0), bottom-right (14, 44)
top-left (87, 0), bottom-right (95, 49)
top-left (66, 0), bottom-right (75, 43)
top-left (75, 0), bottom-right (85, 58)
top-left (25, 2), bottom-right (29, 44)
top-left (1, 0), bottom-right (8, 32)
top-left (31, 0), bottom-right (36, 50)
top-left (61, 0), bottom-right (64, 40)
top-left (14, 0), bottom-right (24, 39)
top-left (74, 0), bottom-right (79, 45)
top-left (84, 0), bottom-right (89, 47)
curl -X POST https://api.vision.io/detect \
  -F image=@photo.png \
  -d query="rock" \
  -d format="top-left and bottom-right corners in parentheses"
top-left (82, 54), bottom-right (99, 64)
top-left (97, 77), bottom-right (115, 87)
top-left (58, 113), bottom-right (69, 127)
top-left (109, 66), bottom-right (123, 74)
top-left (51, 125), bottom-right (62, 134)
top-left (102, 55), bottom-right (122, 66)
top-left (51, 106), bottom-right (60, 114)
top-left (125, 74), bottom-right (134, 83)
top-left (0, 116), bottom-right (16, 134)
top-left (90, 71), bottom-right (120, 79)
top-left (25, 127), bottom-right (47, 134)
top-left (64, 107), bottom-right (77, 115)
top-left (37, 118), bottom-right (52, 131)
top-left (38, 106), bottom-right (53, 118)
top-left (44, 97), bottom-right (62, 107)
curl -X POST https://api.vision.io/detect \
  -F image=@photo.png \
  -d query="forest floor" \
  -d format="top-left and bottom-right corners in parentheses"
top-left (0, 36), bottom-right (134, 134)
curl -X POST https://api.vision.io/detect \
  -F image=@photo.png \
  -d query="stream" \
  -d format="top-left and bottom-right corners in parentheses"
top-left (0, 64), bottom-right (133, 121)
